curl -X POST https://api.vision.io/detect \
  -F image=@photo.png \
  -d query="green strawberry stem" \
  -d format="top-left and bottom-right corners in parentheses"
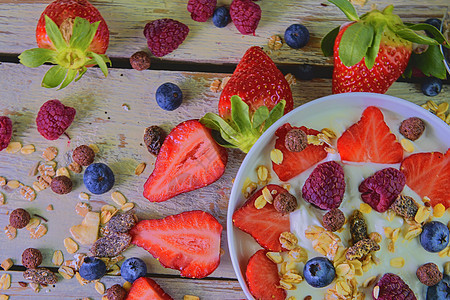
top-left (200, 96), bottom-right (285, 153)
top-left (19, 16), bottom-right (111, 89)
top-left (322, 0), bottom-right (450, 79)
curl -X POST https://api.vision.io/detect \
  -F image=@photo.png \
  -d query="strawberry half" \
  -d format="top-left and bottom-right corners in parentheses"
top-left (245, 249), bottom-right (286, 300)
top-left (219, 46), bottom-right (293, 120)
top-left (321, 0), bottom-right (449, 94)
top-left (233, 185), bottom-right (291, 251)
top-left (337, 106), bottom-right (403, 164)
top-left (400, 149), bottom-right (450, 208)
top-left (143, 120), bottom-right (227, 202)
top-left (19, 0), bottom-right (110, 89)
top-left (126, 277), bottom-right (173, 300)
top-left (130, 210), bottom-right (222, 279)
top-left (272, 124), bottom-right (328, 181)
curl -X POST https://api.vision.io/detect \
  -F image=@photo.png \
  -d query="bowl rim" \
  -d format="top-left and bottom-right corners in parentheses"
top-left (226, 92), bottom-right (450, 300)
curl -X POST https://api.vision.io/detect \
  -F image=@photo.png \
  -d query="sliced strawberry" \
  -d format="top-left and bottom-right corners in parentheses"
top-left (337, 106), bottom-right (403, 163)
top-left (143, 120), bottom-right (228, 202)
top-left (130, 210), bottom-right (223, 279)
top-left (126, 277), bottom-right (173, 300)
top-left (233, 185), bottom-right (290, 251)
top-left (272, 124), bottom-right (328, 181)
top-left (400, 149), bottom-right (450, 208)
top-left (246, 249), bottom-right (286, 300)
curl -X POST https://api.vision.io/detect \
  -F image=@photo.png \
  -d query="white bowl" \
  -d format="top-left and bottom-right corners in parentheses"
top-left (227, 92), bottom-right (450, 299)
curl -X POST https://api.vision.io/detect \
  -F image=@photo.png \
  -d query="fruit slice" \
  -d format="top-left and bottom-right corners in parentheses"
top-left (272, 124), bottom-right (328, 181)
top-left (233, 185), bottom-right (291, 251)
top-left (246, 249), bottom-right (286, 300)
top-left (400, 149), bottom-right (450, 208)
top-left (337, 106), bottom-right (403, 163)
top-left (70, 212), bottom-right (99, 245)
top-left (130, 210), bottom-right (222, 278)
top-left (143, 120), bottom-right (228, 202)
top-left (126, 277), bottom-right (173, 300)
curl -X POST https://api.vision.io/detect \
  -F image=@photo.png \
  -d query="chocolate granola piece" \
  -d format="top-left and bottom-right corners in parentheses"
top-left (106, 284), bottom-right (128, 300)
top-left (23, 268), bottom-right (57, 284)
top-left (50, 175), bottom-right (73, 194)
top-left (392, 195), bottom-right (419, 220)
top-left (22, 248), bottom-right (43, 269)
top-left (105, 212), bottom-right (137, 233)
top-left (143, 126), bottom-right (166, 156)
top-left (9, 208), bottom-right (31, 229)
top-left (399, 117), bottom-right (425, 141)
top-left (130, 51), bottom-right (151, 71)
top-left (416, 262), bottom-right (443, 286)
top-left (348, 210), bottom-right (368, 245)
top-left (72, 145), bottom-right (95, 166)
top-left (322, 208), bottom-right (345, 232)
top-left (273, 192), bottom-right (297, 215)
top-left (284, 129), bottom-right (307, 152)
top-left (346, 238), bottom-right (380, 260)
top-left (91, 232), bottom-right (132, 257)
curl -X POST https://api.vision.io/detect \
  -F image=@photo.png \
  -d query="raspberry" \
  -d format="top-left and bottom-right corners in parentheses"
top-left (187, 0), bottom-right (217, 22)
top-left (301, 161), bottom-right (345, 210)
top-left (0, 116), bottom-right (12, 151)
top-left (374, 273), bottom-right (417, 300)
top-left (36, 100), bottom-right (76, 140)
top-left (143, 19), bottom-right (189, 57)
top-left (358, 168), bottom-right (406, 213)
top-left (230, 0), bottom-right (261, 35)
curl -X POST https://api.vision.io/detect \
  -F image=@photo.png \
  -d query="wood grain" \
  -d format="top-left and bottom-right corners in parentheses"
top-left (0, 0), bottom-right (448, 64)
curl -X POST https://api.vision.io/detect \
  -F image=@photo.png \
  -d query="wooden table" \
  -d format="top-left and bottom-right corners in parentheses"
top-left (0, 0), bottom-right (448, 299)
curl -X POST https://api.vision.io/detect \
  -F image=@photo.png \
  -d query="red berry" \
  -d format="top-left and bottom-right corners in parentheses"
top-left (229, 0), bottom-right (261, 35)
top-left (36, 100), bottom-right (76, 140)
top-left (144, 19), bottom-right (189, 57)
top-left (301, 161), bottom-right (346, 210)
top-left (359, 168), bottom-right (405, 213)
top-left (187, 0), bottom-right (217, 22)
top-left (374, 273), bottom-right (417, 300)
top-left (0, 116), bottom-right (12, 151)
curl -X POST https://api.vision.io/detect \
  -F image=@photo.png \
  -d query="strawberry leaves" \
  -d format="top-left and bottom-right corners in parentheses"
top-left (19, 16), bottom-right (110, 89)
top-left (200, 96), bottom-right (285, 153)
top-left (328, 0), bottom-right (359, 21)
top-left (339, 22), bottom-right (374, 67)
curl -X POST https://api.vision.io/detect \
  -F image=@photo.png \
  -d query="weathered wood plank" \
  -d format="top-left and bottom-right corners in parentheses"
top-left (0, 270), bottom-right (245, 299)
top-left (0, 0), bottom-right (448, 64)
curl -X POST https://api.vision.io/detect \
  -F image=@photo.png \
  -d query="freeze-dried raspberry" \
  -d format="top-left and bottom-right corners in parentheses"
top-left (359, 168), bottom-right (405, 213)
top-left (187, 0), bottom-right (217, 22)
top-left (144, 19), bottom-right (189, 57)
top-left (399, 117), bottom-right (425, 141)
top-left (301, 161), bottom-right (345, 210)
top-left (322, 208), bottom-right (345, 232)
top-left (36, 100), bottom-right (76, 140)
top-left (0, 116), bottom-right (12, 151)
top-left (230, 0), bottom-right (261, 35)
top-left (416, 263), bottom-right (443, 286)
top-left (374, 273), bottom-right (417, 300)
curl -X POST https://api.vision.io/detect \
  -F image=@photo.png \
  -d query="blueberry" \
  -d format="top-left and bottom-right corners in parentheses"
top-left (79, 257), bottom-right (106, 281)
top-left (213, 6), bottom-right (231, 28)
top-left (420, 221), bottom-right (450, 252)
top-left (121, 257), bottom-right (147, 283)
top-left (424, 18), bottom-right (442, 37)
top-left (155, 82), bottom-right (183, 111)
top-left (284, 24), bottom-right (310, 49)
top-left (83, 163), bottom-right (115, 195)
top-left (303, 257), bottom-right (335, 288)
top-left (421, 77), bottom-right (443, 97)
top-left (427, 274), bottom-right (450, 300)
top-left (295, 64), bottom-right (315, 80)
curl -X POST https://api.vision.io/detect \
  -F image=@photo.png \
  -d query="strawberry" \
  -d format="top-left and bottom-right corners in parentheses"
top-left (200, 47), bottom-right (293, 153)
top-left (126, 277), bottom-right (173, 300)
top-left (321, 0), bottom-right (449, 94)
top-left (19, 0), bottom-right (110, 89)
top-left (233, 185), bottom-right (291, 251)
top-left (400, 149), bottom-right (450, 208)
top-left (130, 210), bottom-right (222, 279)
top-left (337, 106), bottom-right (403, 163)
top-left (143, 120), bottom-right (227, 202)
top-left (245, 250), bottom-right (286, 300)
top-left (272, 124), bottom-right (328, 181)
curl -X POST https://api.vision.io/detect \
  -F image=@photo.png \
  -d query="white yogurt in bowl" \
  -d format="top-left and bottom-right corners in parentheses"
top-left (227, 92), bottom-right (450, 299)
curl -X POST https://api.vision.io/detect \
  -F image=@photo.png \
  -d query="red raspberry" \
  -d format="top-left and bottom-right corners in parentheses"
top-left (230, 0), bottom-right (261, 35)
top-left (0, 116), bottom-right (12, 151)
top-left (144, 19), bottom-right (189, 57)
top-left (374, 273), bottom-right (417, 300)
top-left (36, 100), bottom-right (76, 140)
top-left (359, 168), bottom-right (405, 213)
top-left (301, 161), bottom-right (346, 210)
top-left (187, 0), bottom-right (217, 22)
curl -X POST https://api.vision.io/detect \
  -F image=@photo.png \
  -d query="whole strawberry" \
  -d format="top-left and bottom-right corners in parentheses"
top-left (144, 19), bottom-right (189, 57)
top-left (187, 0), bottom-right (217, 22)
top-left (19, 0), bottom-right (110, 89)
top-left (321, 0), bottom-right (449, 94)
top-left (36, 100), bottom-right (76, 140)
top-left (0, 116), bottom-right (12, 151)
top-left (230, 0), bottom-right (261, 35)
